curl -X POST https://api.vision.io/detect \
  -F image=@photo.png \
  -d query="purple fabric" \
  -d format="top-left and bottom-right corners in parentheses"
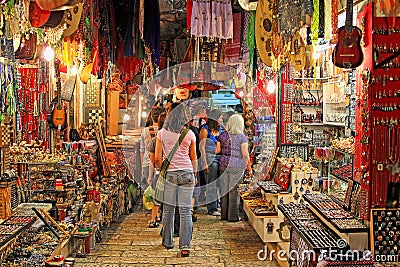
top-left (218, 131), bottom-right (248, 168)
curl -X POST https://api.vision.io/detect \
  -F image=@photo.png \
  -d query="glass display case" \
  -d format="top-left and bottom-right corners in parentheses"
top-left (328, 148), bottom-right (354, 203)
top-left (322, 81), bottom-right (347, 127)
top-left (253, 112), bottom-right (276, 180)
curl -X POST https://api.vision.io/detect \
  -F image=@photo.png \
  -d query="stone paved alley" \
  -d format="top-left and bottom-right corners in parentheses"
top-left (74, 207), bottom-right (280, 266)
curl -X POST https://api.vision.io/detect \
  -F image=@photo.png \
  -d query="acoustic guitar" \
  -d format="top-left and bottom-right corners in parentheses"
top-left (29, 1), bottom-right (64, 28)
top-left (255, 0), bottom-right (273, 66)
top-left (291, 30), bottom-right (306, 71)
top-left (332, 0), bottom-right (363, 68)
top-left (49, 58), bottom-right (67, 131)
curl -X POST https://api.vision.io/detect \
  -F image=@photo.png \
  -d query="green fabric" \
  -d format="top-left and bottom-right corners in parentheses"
top-left (247, 11), bottom-right (256, 71)
top-left (311, 0), bottom-right (319, 44)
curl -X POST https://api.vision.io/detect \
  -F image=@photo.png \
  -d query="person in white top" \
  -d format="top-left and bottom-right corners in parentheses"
top-left (139, 107), bottom-right (165, 191)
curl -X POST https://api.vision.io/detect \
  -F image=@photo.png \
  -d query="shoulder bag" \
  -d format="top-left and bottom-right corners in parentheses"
top-left (154, 127), bottom-right (190, 202)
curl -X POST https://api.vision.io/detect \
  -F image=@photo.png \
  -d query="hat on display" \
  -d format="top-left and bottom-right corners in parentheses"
top-left (238, 0), bottom-right (258, 11)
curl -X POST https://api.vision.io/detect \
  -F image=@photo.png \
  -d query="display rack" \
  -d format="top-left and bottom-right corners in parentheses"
top-left (279, 200), bottom-right (368, 251)
top-left (278, 202), bottom-right (343, 267)
top-left (328, 148), bottom-right (354, 203)
top-left (254, 115), bottom-right (276, 180)
top-left (0, 203), bottom-right (52, 263)
top-left (278, 143), bottom-right (309, 161)
top-left (370, 208), bottom-right (400, 261)
top-left (303, 194), bottom-right (367, 233)
top-left (301, 193), bottom-right (369, 251)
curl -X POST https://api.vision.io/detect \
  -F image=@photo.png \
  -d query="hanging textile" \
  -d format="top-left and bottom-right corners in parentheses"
top-left (139, 0), bottom-right (144, 39)
top-left (174, 38), bottom-right (190, 64)
top-left (311, 0), bottom-right (319, 44)
top-left (324, 0), bottom-right (331, 42)
top-left (191, 0), bottom-right (210, 37)
top-left (240, 11), bottom-right (251, 69)
top-left (247, 11), bottom-right (256, 71)
top-left (331, 0), bottom-right (338, 44)
top-left (187, 0), bottom-right (193, 30)
top-left (225, 12), bottom-right (242, 65)
top-left (191, 0), bottom-right (233, 39)
top-left (116, 40), bottom-right (143, 83)
top-left (143, 0), bottom-right (160, 66)
top-left (131, 0), bottom-right (140, 57)
top-left (318, 0), bottom-right (324, 39)
top-left (124, 0), bottom-right (134, 57)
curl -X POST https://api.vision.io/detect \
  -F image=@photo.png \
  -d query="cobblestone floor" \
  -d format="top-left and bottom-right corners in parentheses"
top-left (74, 207), bottom-right (279, 266)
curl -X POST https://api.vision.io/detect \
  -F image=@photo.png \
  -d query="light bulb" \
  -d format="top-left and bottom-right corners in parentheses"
top-left (123, 114), bottom-right (130, 121)
top-left (267, 80), bottom-right (275, 94)
top-left (44, 47), bottom-right (55, 61)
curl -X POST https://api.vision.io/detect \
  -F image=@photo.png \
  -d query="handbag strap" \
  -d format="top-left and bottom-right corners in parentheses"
top-left (162, 127), bottom-right (190, 169)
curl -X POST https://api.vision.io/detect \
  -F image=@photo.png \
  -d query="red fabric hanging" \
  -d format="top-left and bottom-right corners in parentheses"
top-left (224, 12), bottom-right (242, 64)
top-left (187, 0), bottom-right (193, 30)
top-left (116, 40), bottom-right (143, 82)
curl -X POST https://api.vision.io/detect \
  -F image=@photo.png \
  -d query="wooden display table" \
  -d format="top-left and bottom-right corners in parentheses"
top-left (240, 190), bottom-right (291, 267)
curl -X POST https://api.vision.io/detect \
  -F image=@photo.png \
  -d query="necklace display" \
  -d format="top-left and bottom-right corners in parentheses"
top-left (17, 67), bottom-right (38, 144)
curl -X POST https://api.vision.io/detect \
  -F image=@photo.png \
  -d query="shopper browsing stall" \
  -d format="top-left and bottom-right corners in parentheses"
top-left (199, 109), bottom-right (223, 216)
top-left (140, 107), bottom-right (165, 191)
top-left (154, 103), bottom-right (197, 257)
top-left (148, 112), bottom-right (167, 228)
top-left (216, 114), bottom-right (252, 222)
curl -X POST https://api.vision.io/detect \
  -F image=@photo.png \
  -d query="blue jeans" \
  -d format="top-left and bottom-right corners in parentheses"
top-left (162, 170), bottom-right (194, 250)
top-left (219, 166), bottom-right (244, 221)
top-left (205, 158), bottom-right (219, 214)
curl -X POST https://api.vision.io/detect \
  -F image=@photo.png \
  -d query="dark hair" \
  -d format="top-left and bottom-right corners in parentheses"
top-left (194, 105), bottom-right (206, 116)
top-left (158, 112), bottom-right (167, 129)
top-left (207, 109), bottom-right (222, 132)
top-left (151, 106), bottom-right (165, 123)
top-left (164, 103), bottom-right (190, 133)
top-left (234, 103), bottom-right (243, 113)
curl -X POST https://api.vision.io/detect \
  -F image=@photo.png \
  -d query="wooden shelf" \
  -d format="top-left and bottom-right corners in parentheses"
top-left (323, 122), bottom-right (345, 126)
top-left (294, 104), bottom-right (323, 107)
top-left (301, 123), bottom-right (324, 126)
top-left (294, 77), bottom-right (330, 80)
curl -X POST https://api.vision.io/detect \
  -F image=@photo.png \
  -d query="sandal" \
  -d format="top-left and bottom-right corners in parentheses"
top-left (180, 250), bottom-right (190, 257)
top-left (148, 221), bottom-right (159, 228)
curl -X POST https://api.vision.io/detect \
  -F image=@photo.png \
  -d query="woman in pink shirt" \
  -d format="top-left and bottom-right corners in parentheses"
top-left (155, 103), bottom-right (198, 257)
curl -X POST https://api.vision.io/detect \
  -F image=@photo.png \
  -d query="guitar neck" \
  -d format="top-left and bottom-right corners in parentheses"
top-left (57, 76), bottom-right (62, 107)
top-left (345, 0), bottom-right (354, 31)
